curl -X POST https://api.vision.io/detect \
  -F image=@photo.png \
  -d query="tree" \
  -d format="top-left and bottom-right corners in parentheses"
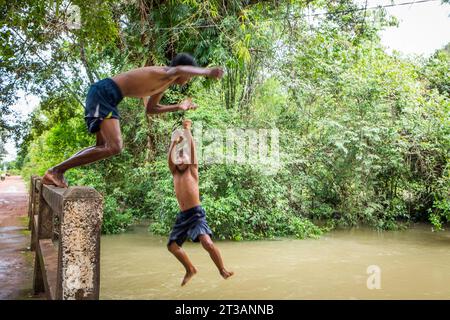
top-left (7, 0), bottom-right (450, 235)
top-left (423, 42), bottom-right (450, 97)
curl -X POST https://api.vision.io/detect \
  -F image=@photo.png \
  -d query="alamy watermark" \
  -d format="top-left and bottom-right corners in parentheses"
top-left (170, 121), bottom-right (281, 175)
top-left (366, 265), bottom-right (381, 290)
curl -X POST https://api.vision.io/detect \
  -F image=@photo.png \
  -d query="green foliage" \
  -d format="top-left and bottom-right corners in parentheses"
top-left (7, 0), bottom-right (450, 237)
top-left (102, 194), bottom-right (134, 234)
top-left (149, 163), bottom-right (323, 240)
top-left (422, 48), bottom-right (450, 97)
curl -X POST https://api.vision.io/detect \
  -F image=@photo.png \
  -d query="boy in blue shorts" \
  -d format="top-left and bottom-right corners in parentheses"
top-left (42, 53), bottom-right (223, 188)
top-left (168, 119), bottom-right (234, 286)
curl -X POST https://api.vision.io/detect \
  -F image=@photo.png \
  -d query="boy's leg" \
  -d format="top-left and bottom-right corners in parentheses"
top-left (167, 242), bottom-right (197, 286)
top-left (71, 129), bottom-right (105, 157)
top-left (198, 234), bottom-right (234, 279)
top-left (54, 130), bottom-right (104, 171)
top-left (42, 119), bottom-right (123, 187)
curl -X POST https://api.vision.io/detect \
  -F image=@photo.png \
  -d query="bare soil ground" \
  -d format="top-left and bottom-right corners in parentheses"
top-left (0, 176), bottom-right (35, 299)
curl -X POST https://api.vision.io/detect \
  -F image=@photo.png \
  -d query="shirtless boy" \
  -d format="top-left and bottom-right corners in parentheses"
top-left (42, 53), bottom-right (223, 188)
top-left (167, 119), bottom-right (233, 286)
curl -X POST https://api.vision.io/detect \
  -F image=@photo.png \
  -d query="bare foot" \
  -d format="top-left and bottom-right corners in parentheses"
top-left (42, 170), bottom-right (68, 188)
top-left (181, 267), bottom-right (197, 286)
top-left (220, 268), bottom-right (234, 280)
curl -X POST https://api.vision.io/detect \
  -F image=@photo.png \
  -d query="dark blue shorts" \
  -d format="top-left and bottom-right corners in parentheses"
top-left (168, 205), bottom-right (213, 247)
top-left (84, 78), bottom-right (123, 133)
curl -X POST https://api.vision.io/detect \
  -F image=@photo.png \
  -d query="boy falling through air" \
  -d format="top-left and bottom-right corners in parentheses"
top-left (167, 119), bottom-right (234, 286)
top-left (42, 53), bottom-right (223, 188)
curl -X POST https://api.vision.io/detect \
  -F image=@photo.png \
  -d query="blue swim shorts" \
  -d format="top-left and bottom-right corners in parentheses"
top-left (167, 205), bottom-right (213, 247)
top-left (84, 78), bottom-right (123, 133)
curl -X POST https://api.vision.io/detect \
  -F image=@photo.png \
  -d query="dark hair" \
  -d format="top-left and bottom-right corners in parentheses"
top-left (170, 53), bottom-right (198, 67)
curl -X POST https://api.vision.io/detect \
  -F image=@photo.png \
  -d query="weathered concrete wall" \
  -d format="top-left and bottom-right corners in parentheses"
top-left (58, 188), bottom-right (103, 300)
top-left (31, 181), bottom-right (103, 300)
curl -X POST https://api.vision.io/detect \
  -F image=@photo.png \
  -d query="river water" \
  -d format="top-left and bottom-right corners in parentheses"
top-left (100, 223), bottom-right (450, 299)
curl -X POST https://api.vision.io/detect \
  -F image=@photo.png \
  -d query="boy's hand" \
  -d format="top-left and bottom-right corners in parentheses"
top-left (182, 119), bottom-right (192, 130)
top-left (207, 67), bottom-right (224, 79)
top-left (178, 98), bottom-right (197, 111)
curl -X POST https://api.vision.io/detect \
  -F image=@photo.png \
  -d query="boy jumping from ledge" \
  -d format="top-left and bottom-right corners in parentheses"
top-left (42, 53), bottom-right (223, 188)
top-left (168, 119), bottom-right (234, 286)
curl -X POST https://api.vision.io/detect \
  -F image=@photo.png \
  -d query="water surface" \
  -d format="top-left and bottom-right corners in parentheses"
top-left (100, 223), bottom-right (450, 299)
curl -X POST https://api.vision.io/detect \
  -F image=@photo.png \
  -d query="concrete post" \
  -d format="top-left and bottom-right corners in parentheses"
top-left (27, 175), bottom-right (35, 230)
top-left (30, 177), bottom-right (43, 251)
top-left (55, 187), bottom-right (103, 300)
top-left (32, 180), bottom-right (53, 294)
top-left (30, 179), bottom-right (103, 300)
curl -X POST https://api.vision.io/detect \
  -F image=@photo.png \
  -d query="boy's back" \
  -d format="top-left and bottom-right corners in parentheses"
top-left (112, 66), bottom-right (174, 98)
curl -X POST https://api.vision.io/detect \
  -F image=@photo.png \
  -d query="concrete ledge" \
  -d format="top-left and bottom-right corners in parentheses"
top-left (42, 185), bottom-right (102, 217)
top-left (30, 176), bottom-right (103, 300)
top-left (31, 215), bottom-right (39, 251)
top-left (37, 239), bottom-right (58, 300)
top-left (42, 185), bottom-right (64, 216)
top-left (35, 179), bottom-right (41, 192)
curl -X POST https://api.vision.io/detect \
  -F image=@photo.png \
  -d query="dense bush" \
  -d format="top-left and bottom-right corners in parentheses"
top-left (150, 162), bottom-right (323, 240)
top-left (9, 0), bottom-right (449, 236)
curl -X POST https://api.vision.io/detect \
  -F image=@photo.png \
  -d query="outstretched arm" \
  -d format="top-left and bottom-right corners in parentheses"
top-left (167, 66), bottom-right (224, 79)
top-left (146, 92), bottom-right (196, 114)
top-left (182, 120), bottom-right (197, 166)
top-left (168, 131), bottom-right (190, 173)
top-left (168, 139), bottom-right (177, 173)
top-left (168, 130), bottom-right (183, 173)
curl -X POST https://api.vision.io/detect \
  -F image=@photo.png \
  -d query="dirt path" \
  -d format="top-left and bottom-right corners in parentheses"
top-left (0, 176), bottom-right (34, 299)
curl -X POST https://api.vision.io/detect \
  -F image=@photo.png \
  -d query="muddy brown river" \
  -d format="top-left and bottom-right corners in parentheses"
top-left (2, 176), bottom-right (447, 300)
top-left (100, 223), bottom-right (450, 299)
